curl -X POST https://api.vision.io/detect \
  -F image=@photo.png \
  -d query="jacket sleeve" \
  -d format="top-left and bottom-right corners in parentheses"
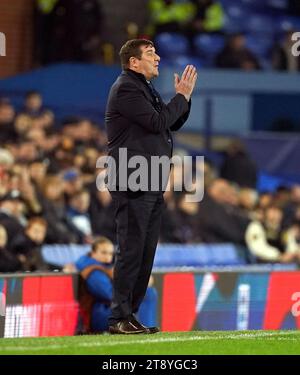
top-left (245, 221), bottom-right (281, 262)
top-left (86, 270), bottom-right (113, 301)
top-left (116, 83), bottom-right (189, 134)
top-left (170, 99), bottom-right (191, 131)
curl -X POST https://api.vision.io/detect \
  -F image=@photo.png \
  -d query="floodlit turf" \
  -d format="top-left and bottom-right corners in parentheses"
top-left (0, 330), bottom-right (299, 355)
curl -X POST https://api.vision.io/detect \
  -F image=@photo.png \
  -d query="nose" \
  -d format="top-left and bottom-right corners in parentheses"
top-left (155, 54), bottom-right (160, 62)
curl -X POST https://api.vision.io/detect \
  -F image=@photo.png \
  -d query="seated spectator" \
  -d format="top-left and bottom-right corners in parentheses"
top-left (220, 140), bottom-right (257, 189)
top-left (10, 217), bottom-right (48, 271)
top-left (0, 98), bottom-right (17, 144)
top-left (62, 168), bottom-right (84, 200)
top-left (215, 33), bottom-right (261, 70)
top-left (67, 189), bottom-right (92, 240)
top-left (284, 220), bottom-right (300, 256)
top-left (160, 189), bottom-right (182, 243)
top-left (198, 179), bottom-right (250, 244)
top-left (148, 0), bottom-right (194, 35)
top-left (0, 224), bottom-right (22, 272)
top-left (39, 175), bottom-right (81, 243)
top-left (20, 91), bottom-right (52, 118)
top-left (272, 30), bottom-right (300, 72)
top-left (238, 188), bottom-right (258, 220)
top-left (75, 237), bottom-right (158, 333)
top-left (186, 0), bottom-right (224, 42)
top-left (88, 185), bottom-right (116, 243)
top-left (173, 192), bottom-right (202, 243)
top-left (283, 185), bottom-right (300, 228)
top-left (0, 190), bottom-right (25, 249)
top-left (245, 206), bottom-right (300, 263)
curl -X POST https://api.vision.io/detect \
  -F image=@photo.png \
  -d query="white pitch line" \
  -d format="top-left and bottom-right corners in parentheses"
top-left (0, 331), bottom-right (299, 352)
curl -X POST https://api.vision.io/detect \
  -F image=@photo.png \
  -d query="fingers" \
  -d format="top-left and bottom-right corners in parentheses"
top-left (181, 65), bottom-right (190, 81)
top-left (174, 73), bottom-right (180, 86)
top-left (182, 65), bottom-right (197, 82)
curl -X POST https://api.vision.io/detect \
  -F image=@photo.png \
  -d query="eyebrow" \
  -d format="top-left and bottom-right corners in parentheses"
top-left (145, 49), bottom-right (156, 54)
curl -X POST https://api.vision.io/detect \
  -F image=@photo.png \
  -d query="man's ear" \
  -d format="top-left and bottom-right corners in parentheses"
top-left (129, 56), bottom-right (138, 69)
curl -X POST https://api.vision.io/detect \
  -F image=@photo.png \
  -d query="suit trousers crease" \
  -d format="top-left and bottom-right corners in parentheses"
top-left (109, 191), bottom-right (163, 324)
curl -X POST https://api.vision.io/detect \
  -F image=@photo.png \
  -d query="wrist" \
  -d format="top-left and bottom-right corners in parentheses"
top-left (177, 92), bottom-right (190, 102)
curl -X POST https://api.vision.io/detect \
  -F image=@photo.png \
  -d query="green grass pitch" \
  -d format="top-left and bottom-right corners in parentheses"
top-left (0, 330), bottom-right (300, 355)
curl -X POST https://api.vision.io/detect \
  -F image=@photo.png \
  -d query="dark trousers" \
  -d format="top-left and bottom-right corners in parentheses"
top-left (108, 190), bottom-right (164, 325)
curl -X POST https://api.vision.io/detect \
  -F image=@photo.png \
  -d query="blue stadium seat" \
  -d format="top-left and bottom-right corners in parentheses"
top-left (153, 243), bottom-right (247, 268)
top-left (266, 0), bottom-right (288, 10)
top-left (276, 16), bottom-right (300, 34)
top-left (194, 34), bottom-right (225, 63)
top-left (155, 33), bottom-right (189, 57)
top-left (239, 0), bottom-right (266, 11)
top-left (246, 13), bottom-right (275, 35)
top-left (224, 4), bottom-right (249, 33)
top-left (172, 55), bottom-right (206, 69)
top-left (246, 34), bottom-right (273, 58)
top-left (42, 244), bottom-right (90, 267)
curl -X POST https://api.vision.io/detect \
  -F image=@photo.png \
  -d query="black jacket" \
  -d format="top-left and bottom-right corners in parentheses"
top-left (105, 69), bottom-right (191, 191)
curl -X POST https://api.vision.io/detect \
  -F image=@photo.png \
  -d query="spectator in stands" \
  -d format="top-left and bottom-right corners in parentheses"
top-left (75, 237), bottom-right (158, 333)
top-left (198, 179), bottom-right (250, 244)
top-left (159, 189), bottom-right (182, 243)
top-left (283, 185), bottom-right (300, 228)
top-left (29, 159), bottom-right (48, 192)
top-left (258, 191), bottom-right (273, 209)
top-left (215, 33), bottom-right (261, 70)
top-left (8, 165), bottom-right (42, 216)
top-left (62, 169), bottom-right (84, 201)
top-left (173, 192), bottom-right (202, 243)
top-left (45, 0), bottom-right (103, 63)
top-left (10, 217), bottom-right (48, 271)
top-left (33, 0), bottom-right (59, 65)
top-left (272, 30), bottom-right (300, 72)
top-left (0, 224), bottom-right (22, 272)
top-left (186, 0), bottom-right (224, 44)
top-left (220, 140), bottom-right (257, 189)
top-left (88, 186), bottom-right (116, 243)
top-left (147, 0), bottom-right (194, 35)
top-left (284, 219), bottom-right (300, 256)
top-left (245, 205), bottom-right (300, 263)
top-left (40, 175), bottom-right (81, 243)
top-left (67, 189), bottom-right (92, 241)
top-left (238, 188), bottom-right (259, 219)
top-left (0, 190), bottom-right (25, 249)
top-left (21, 91), bottom-right (46, 117)
top-left (0, 98), bottom-right (17, 144)
top-left (273, 186), bottom-right (291, 209)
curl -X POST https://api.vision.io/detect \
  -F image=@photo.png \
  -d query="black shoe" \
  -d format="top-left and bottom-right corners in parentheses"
top-left (109, 319), bottom-right (148, 334)
top-left (130, 314), bottom-right (160, 334)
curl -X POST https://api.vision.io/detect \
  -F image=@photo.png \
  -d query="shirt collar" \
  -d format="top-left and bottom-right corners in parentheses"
top-left (124, 69), bottom-right (150, 84)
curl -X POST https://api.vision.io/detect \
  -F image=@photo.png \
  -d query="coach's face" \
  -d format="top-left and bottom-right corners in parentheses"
top-left (131, 45), bottom-right (160, 80)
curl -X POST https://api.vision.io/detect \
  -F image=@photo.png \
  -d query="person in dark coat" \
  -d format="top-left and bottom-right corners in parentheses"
top-left (215, 33), bottom-right (260, 70)
top-left (198, 179), bottom-right (250, 244)
top-left (0, 225), bottom-right (22, 272)
top-left (10, 217), bottom-right (48, 271)
top-left (105, 39), bottom-right (197, 334)
top-left (0, 190), bottom-right (25, 249)
top-left (220, 140), bottom-right (257, 189)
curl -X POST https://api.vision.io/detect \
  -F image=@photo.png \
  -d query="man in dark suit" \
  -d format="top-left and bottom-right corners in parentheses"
top-left (105, 39), bottom-right (197, 334)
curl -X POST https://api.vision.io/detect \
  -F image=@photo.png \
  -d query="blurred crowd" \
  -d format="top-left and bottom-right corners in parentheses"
top-left (1, 92), bottom-right (300, 273)
top-left (34, 0), bottom-right (300, 72)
